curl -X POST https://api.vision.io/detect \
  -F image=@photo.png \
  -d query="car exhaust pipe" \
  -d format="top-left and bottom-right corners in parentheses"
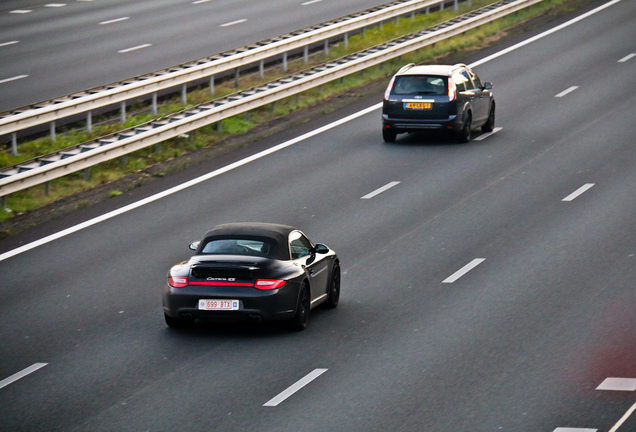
top-left (247, 314), bottom-right (262, 322)
top-left (179, 312), bottom-right (193, 320)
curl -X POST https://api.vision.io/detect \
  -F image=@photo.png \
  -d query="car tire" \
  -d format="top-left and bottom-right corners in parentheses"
top-left (458, 113), bottom-right (472, 143)
top-left (290, 283), bottom-right (310, 331)
top-left (481, 102), bottom-right (495, 133)
top-left (164, 313), bottom-right (194, 329)
top-left (382, 129), bottom-right (397, 143)
top-left (324, 263), bottom-right (341, 309)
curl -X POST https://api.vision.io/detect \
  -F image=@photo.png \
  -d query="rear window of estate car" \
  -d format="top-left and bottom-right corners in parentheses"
top-left (393, 75), bottom-right (446, 95)
top-left (201, 238), bottom-right (271, 256)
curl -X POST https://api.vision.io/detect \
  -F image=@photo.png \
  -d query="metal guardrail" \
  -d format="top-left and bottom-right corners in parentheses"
top-left (0, 0), bottom-right (453, 138)
top-left (0, 0), bottom-right (542, 198)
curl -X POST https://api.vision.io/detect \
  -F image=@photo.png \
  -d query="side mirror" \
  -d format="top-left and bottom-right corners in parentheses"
top-left (483, 82), bottom-right (493, 90)
top-left (189, 241), bottom-right (200, 251)
top-left (314, 244), bottom-right (329, 254)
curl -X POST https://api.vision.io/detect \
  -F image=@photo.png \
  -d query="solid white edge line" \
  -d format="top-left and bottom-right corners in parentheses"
top-left (562, 183), bottom-right (594, 202)
top-left (0, 363), bottom-right (48, 389)
top-left (0, 104), bottom-right (381, 263)
top-left (0, 0), bottom-right (623, 261)
top-left (0, 41), bottom-right (19, 47)
top-left (618, 53), bottom-right (635, 63)
top-left (442, 258), bottom-right (486, 283)
top-left (361, 181), bottom-right (400, 199)
top-left (469, 0), bottom-right (623, 68)
top-left (608, 402), bottom-right (636, 432)
top-left (263, 368), bottom-right (327, 407)
top-left (555, 86), bottom-right (578, 98)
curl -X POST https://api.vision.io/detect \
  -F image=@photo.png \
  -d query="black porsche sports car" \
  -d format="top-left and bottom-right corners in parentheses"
top-left (163, 223), bottom-right (340, 330)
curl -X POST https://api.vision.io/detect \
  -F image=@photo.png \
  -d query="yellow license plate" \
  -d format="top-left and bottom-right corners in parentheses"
top-left (405, 102), bottom-right (432, 109)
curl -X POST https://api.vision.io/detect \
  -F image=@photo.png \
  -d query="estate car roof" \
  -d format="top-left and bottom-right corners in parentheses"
top-left (396, 63), bottom-right (467, 76)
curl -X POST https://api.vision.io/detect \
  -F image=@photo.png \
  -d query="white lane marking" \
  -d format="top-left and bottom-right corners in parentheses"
top-left (596, 377), bottom-right (636, 391)
top-left (1, 1), bottom-right (622, 260)
top-left (442, 258), bottom-right (485, 283)
top-left (220, 19), bottom-right (247, 27)
top-left (609, 402), bottom-right (636, 432)
top-left (618, 53), bottom-right (635, 63)
top-left (0, 75), bottom-right (28, 84)
top-left (45, 3), bottom-right (67, 7)
top-left (0, 363), bottom-right (48, 389)
top-left (118, 44), bottom-right (151, 53)
top-left (193, 0), bottom-right (214, 3)
top-left (10, 10), bottom-right (32, 14)
top-left (555, 86), bottom-right (578, 98)
top-left (302, 0), bottom-right (322, 5)
top-left (361, 181), bottom-right (400, 200)
top-left (474, 127), bottom-right (502, 141)
top-left (553, 429), bottom-right (597, 432)
top-left (99, 17), bottom-right (129, 25)
top-left (263, 368), bottom-right (327, 407)
top-left (470, 0), bottom-right (622, 68)
top-left (0, 104), bottom-right (381, 262)
top-left (562, 183), bottom-right (594, 202)
top-left (0, 41), bottom-right (19, 47)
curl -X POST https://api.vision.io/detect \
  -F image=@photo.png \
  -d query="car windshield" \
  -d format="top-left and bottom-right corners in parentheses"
top-left (393, 75), bottom-right (446, 95)
top-left (200, 238), bottom-right (271, 256)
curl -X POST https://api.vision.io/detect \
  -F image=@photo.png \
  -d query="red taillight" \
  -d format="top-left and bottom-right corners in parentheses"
top-left (168, 276), bottom-right (189, 288)
top-left (448, 77), bottom-right (456, 102)
top-left (254, 279), bottom-right (287, 290)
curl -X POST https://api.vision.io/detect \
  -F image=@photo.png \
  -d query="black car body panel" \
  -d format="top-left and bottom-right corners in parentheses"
top-left (382, 63), bottom-right (495, 142)
top-left (163, 223), bottom-right (339, 329)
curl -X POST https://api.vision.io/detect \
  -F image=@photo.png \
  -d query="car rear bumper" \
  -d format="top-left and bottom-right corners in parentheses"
top-left (382, 114), bottom-right (460, 132)
top-left (163, 283), bottom-right (299, 322)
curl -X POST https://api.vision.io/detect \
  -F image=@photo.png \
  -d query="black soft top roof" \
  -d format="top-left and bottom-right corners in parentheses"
top-left (197, 222), bottom-right (298, 260)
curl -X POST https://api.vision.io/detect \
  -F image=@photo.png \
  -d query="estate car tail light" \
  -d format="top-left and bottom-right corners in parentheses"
top-left (254, 279), bottom-right (287, 290)
top-left (169, 276), bottom-right (189, 288)
top-left (448, 77), bottom-right (457, 102)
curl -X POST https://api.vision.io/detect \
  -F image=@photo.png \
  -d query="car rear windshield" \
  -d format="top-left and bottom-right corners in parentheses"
top-left (200, 238), bottom-right (272, 256)
top-left (392, 75), bottom-right (447, 95)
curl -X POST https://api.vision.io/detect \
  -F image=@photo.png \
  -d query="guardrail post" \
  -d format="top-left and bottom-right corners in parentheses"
top-left (86, 111), bottom-right (92, 132)
top-left (181, 84), bottom-right (187, 104)
top-left (120, 102), bottom-right (126, 123)
top-left (303, 46), bottom-right (309, 63)
top-left (44, 181), bottom-right (50, 196)
top-left (454, 0), bottom-right (459, 12)
top-left (152, 93), bottom-right (158, 115)
top-left (234, 68), bottom-right (240, 88)
top-left (50, 121), bottom-right (56, 141)
top-left (344, 33), bottom-right (348, 49)
top-left (283, 52), bottom-right (288, 72)
top-left (259, 60), bottom-right (264, 79)
top-left (324, 39), bottom-right (329, 57)
top-left (209, 75), bottom-right (215, 97)
top-left (1, 196), bottom-right (6, 210)
top-left (11, 133), bottom-right (17, 156)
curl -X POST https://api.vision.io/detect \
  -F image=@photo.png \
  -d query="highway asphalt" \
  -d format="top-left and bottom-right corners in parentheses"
top-left (1, 0), bottom-right (635, 431)
top-left (0, 0), bottom-right (389, 112)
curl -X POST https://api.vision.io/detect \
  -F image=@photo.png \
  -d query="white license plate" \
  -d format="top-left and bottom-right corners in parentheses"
top-left (198, 299), bottom-right (240, 311)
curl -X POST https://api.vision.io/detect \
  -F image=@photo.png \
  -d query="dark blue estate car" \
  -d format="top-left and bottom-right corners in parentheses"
top-left (382, 63), bottom-right (495, 143)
